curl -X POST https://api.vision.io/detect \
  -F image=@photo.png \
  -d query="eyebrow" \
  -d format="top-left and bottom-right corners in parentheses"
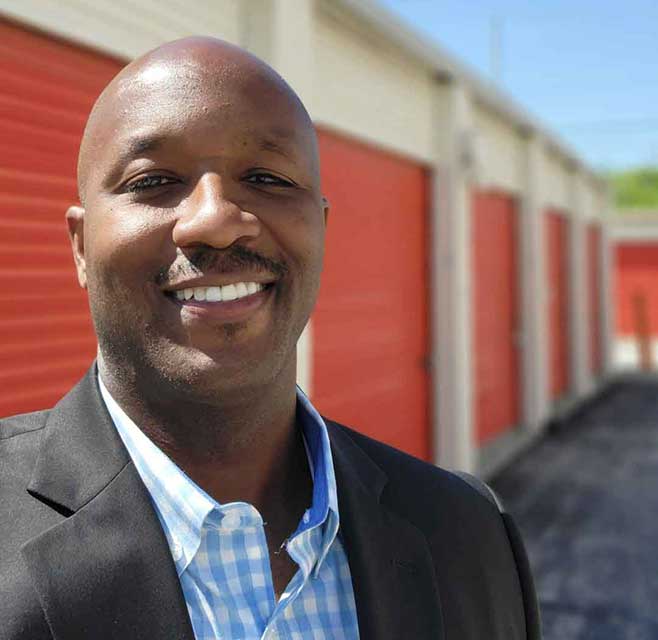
top-left (259, 137), bottom-right (296, 160)
top-left (102, 133), bottom-right (166, 187)
top-left (104, 128), bottom-right (300, 188)
top-left (115, 132), bottom-right (295, 164)
top-left (119, 133), bottom-right (166, 165)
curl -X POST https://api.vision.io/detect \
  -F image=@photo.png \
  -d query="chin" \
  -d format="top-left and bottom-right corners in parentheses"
top-left (148, 340), bottom-right (291, 399)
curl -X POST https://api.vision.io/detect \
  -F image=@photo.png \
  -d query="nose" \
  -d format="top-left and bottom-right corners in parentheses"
top-left (172, 173), bottom-right (261, 249)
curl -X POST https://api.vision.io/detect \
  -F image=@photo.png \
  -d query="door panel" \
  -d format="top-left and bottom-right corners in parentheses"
top-left (313, 128), bottom-right (431, 460)
top-left (472, 190), bottom-right (520, 444)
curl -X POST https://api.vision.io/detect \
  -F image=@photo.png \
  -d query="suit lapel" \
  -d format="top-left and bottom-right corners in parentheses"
top-left (328, 423), bottom-right (445, 640)
top-left (23, 367), bottom-right (195, 640)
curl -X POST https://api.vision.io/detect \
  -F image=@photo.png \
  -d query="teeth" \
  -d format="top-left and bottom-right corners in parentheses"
top-left (206, 286), bottom-right (222, 302)
top-left (173, 282), bottom-right (265, 303)
top-left (221, 284), bottom-right (237, 301)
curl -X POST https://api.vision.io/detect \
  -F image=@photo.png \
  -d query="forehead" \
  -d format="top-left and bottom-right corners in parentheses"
top-left (122, 62), bottom-right (297, 133)
top-left (90, 60), bottom-right (315, 169)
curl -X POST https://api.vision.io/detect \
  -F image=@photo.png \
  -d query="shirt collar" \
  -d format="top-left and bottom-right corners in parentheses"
top-left (98, 375), bottom-right (340, 577)
top-left (294, 387), bottom-right (340, 575)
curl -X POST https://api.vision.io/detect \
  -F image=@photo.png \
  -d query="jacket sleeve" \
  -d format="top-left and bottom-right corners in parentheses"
top-left (453, 471), bottom-right (542, 640)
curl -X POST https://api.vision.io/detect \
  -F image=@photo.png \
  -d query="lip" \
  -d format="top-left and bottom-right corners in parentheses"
top-left (164, 283), bottom-right (274, 323)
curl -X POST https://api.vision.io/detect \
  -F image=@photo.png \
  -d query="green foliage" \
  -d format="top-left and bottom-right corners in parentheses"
top-left (610, 167), bottom-right (658, 209)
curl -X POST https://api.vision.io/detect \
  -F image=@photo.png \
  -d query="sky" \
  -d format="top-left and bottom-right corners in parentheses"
top-left (378, 0), bottom-right (658, 172)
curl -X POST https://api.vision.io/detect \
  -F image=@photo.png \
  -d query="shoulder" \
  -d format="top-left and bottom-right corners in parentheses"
top-left (0, 409), bottom-right (49, 439)
top-left (325, 419), bottom-right (514, 571)
top-left (0, 410), bottom-right (49, 506)
top-left (326, 419), bottom-right (502, 519)
top-left (327, 419), bottom-right (541, 639)
top-left (0, 409), bottom-right (55, 548)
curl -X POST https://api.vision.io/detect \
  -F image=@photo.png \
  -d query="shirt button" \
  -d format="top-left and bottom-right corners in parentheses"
top-left (302, 510), bottom-right (310, 524)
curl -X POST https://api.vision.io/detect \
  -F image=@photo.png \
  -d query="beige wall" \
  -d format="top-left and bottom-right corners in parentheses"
top-left (472, 104), bottom-right (525, 195)
top-left (581, 179), bottom-right (595, 220)
top-left (543, 149), bottom-right (572, 211)
top-left (313, 4), bottom-right (435, 164)
top-left (0, 0), bottom-right (243, 59)
top-left (583, 179), bottom-right (604, 220)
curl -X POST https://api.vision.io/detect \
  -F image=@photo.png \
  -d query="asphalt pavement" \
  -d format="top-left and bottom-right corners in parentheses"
top-left (492, 379), bottom-right (658, 640)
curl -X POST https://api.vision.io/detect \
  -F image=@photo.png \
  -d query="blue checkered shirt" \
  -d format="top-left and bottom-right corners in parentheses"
top-left (99, 377), bottom-right (360, 640)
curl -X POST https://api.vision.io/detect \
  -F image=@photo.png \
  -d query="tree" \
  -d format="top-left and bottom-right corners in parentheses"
top-left (610, 167), bottom-right (658, 209)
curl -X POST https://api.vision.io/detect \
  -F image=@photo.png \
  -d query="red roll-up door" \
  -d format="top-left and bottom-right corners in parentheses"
top-left (0, 19), bottom-right (124, 417)
top-left (472, 190), bottom-right (520, 444)
top-left (545, 209), bottom-right (570, 399)
top-left (587, 223), bottom-right (602, 374)
top-left (615, 243), bottom-right (658, 337)
top-left (313, 128), bottom-right (431, 461)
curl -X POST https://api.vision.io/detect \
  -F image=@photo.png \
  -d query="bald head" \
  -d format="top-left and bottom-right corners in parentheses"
top-left (77, 36), bottom-right (316, 204)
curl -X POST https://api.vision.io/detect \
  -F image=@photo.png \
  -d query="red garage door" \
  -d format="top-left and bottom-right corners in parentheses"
top-left (0, 20), bottom-right (123, 417)
top-left (616, 243), bottom-right (658, 337)
top-left (545, 209), bottom-right (570, 399)
top-left (472, 190), bottom-right (520, 444)
top-left (313, 128), bottom-right (431, 461)
top-left (588, 223), bottom-right (602, 374)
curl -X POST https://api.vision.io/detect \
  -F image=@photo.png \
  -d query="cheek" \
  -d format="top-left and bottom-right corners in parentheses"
top-left (270, 203), bottom-right (326, 275)
top-left (86, 209), bottom-right (176, 284)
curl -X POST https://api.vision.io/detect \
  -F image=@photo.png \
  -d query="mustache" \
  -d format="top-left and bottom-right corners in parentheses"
top-left (155, 245), bottom-right (289, 286)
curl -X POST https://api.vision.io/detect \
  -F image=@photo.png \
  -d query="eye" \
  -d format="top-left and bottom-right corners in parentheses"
top-left (126, 175), bottom-right (180, 193)
top-left (243, 172), bottom-right (295, 187)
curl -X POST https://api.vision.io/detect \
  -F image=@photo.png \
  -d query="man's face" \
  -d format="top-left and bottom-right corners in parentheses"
top-left (71, 58), bottom-right (326, 400)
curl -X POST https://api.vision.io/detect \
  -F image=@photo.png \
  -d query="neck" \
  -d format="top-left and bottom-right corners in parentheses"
top-left (97, 355), bottom-right (310, 516)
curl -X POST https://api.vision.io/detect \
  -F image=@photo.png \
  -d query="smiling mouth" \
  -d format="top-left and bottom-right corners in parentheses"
top-left (164, 281), bottom-right (275, 304)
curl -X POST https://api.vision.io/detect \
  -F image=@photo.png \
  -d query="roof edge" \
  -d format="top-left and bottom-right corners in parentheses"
top-left (330, 0), bottom-right (603, 184)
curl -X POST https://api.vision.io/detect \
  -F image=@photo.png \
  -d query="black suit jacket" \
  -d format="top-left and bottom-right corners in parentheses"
top-left (0, 368), bottom-right (540, 639)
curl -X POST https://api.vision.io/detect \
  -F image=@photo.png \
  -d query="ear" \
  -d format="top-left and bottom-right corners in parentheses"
top-left (66, 205), bottom-right (87, 289)
top-left (322, 196), bottom-right (330, 226)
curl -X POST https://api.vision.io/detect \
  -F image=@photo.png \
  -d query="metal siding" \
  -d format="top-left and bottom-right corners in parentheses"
top-left (0, 20), bottom-right (124, 417)
top-left (0, 0), bottom-right (243, 60)
top-left (472, 190), bottom-right (520, 444)
top-left (473, 105), bottom-right (525, 195)
top-left (545, 209), bottom-right (570, 399)
top-left (312, 128), bottom-right (431, 461)
top-left (543, 150), bottom-right (572, 211)
top-left (313, 7), bottom-right (435, 164)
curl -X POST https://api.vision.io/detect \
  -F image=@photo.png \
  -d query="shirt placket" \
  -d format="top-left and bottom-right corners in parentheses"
top-left (262, 521), bottom-right (323, 639)
top-left (201, 504), bottom-right (276, 638)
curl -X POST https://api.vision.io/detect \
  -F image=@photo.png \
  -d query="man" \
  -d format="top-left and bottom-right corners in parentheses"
top-left (0, 37), bottom-right (540, 639)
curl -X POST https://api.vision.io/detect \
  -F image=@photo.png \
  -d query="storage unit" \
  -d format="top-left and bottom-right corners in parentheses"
top-left (472, 190), bottom-right (520, 444)
top-left (615, 242), bottom-right (658, 364)
top-left (545, 209), bottom-right (570, 399)
top-left (312, 128), bottom-right (431, 461)
top-left (0, 19), bottom-right (123, 417)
